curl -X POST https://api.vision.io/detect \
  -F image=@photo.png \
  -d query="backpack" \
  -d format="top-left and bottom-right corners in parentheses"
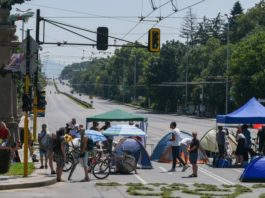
top-left (86, 138), bottom-right (94, 151)
top-left (53, 138), bottom-right (61, 153)
top-left (117, 154), bottom-right (136, 174)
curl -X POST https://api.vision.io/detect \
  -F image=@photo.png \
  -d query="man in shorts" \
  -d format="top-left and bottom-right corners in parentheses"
top-left (188, 132), bottom-right (200, 177)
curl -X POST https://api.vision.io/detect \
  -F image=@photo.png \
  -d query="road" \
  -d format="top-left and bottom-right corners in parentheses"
top-left (1, 81), bottom-right (262, 198)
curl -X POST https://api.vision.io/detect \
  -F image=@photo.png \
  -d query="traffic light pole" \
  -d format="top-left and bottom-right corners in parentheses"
top-left (33, 9), bottom-right (41, 142)
top-left (23, 29), bottom-right (31, 177)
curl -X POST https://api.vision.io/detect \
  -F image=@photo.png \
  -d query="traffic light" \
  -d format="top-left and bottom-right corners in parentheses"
top-left (22, 94), bottom-right (32, 112)
top-left (148, 28), bottom-right (160, 52)
top-left (97, 27), bottom-right (108, 50)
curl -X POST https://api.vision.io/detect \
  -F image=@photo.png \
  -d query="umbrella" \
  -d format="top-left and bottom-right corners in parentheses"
top-left (84, 130), bottom-right (107, 142)
top-left (103, 125), bottom-right (146, 137)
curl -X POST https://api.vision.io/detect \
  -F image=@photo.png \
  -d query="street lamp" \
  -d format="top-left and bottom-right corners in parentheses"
top-left (225, 14), bottom-right (230, 114)
top-left (15, 8), bottom-right (33, 40)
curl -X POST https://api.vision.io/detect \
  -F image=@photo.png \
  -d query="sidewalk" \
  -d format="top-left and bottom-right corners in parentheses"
top-left (0, 147), bottom-right (57, 190)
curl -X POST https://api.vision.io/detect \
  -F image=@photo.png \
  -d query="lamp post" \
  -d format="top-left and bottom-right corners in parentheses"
top-left (15, 8), bottom-right (32, 40)
top-left (225, 14), bottom-right (230, 114)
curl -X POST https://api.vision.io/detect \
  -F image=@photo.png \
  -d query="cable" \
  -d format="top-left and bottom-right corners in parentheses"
top-left (45, 20), bottom-right (96, 43)
top-left (25, 2), bottom-right (140, 24)
top-left (136, 0), bottom-right (207, 42)
top-left (122, 0), bottom-right (172, 39)
top-left (44, 18), bottom-right (139, 45)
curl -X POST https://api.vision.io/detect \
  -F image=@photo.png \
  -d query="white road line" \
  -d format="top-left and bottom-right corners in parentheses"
top-left (199, 167), bottom-right (235, 185)
top-left (159, 166), bottom-right (173, 174)
top-left (134, 174), bottom-right (147, 184)
top-left (232, 169), bottom-right (243, 173)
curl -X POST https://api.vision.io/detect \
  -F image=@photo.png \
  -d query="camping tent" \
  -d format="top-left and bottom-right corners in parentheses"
top-left (240, 156), bottom-right (265, 182)
top-left (151, 131), bottom-right (207, 163)
top-left (217, 97), bottom-right (265, 124)
top-left (200, 128), bottom-right (237, 154)
top-left (114, 138), bottom-right (153, 169)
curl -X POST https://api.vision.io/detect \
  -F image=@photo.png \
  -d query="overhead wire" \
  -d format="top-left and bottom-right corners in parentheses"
top-left (136, 0), bottom-right (207, 42)
top-left (121, 0), bottom-right (172, 39)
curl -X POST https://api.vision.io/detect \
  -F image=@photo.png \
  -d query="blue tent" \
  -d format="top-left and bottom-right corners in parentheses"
top-left (240, 156), bottom-right (265, 182)
top-left (217, 97), bottom-right (265, 124)
top-left (114, 138), bottom-right (153, 169)
top-left (151, 131), bottom-right (191, 162)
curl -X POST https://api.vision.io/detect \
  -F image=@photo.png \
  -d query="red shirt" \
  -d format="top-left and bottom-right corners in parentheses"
top-left (0, 128), bottom-right (9, 140)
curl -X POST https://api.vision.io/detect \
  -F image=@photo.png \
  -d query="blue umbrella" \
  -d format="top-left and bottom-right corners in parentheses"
top-left (84, 130), bottom-right (107, 142)
top-left (103, 124), bottom-right (146, 137)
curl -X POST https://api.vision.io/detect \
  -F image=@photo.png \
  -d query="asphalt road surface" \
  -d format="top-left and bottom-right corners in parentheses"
top-left (1, 81), bottom-right (262, 198)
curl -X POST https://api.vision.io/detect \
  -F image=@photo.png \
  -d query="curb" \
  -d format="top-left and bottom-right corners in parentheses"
top-left (0, 176), bottom-right (57, 190)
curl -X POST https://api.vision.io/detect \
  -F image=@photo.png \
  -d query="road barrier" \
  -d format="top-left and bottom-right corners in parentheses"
top-left (53, 80), bottom-right (92, 109)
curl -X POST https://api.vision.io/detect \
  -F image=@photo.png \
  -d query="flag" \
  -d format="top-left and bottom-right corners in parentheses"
top-left (4, 53), bottom-right (25, 72)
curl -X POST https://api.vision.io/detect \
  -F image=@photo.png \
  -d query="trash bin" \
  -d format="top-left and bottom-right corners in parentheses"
top-left (0, 148), bottom-right (11, 174)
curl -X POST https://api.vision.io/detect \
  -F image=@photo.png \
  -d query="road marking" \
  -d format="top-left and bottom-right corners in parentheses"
top-left (232, 169), bottom-right (243, 173)
top-left (134, 174), bottom-right (147, 184)
top-left (199, 167), bottom-right (235, 185)
top-left (159, 166), bottom-right (173, 174)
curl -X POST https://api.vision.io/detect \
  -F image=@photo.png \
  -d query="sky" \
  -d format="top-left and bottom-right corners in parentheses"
top-left (12, 0), bottom-right (261, 77)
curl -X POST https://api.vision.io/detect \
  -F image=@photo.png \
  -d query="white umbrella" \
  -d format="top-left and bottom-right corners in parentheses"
top-left (103, 125), bottom-right (146, 137)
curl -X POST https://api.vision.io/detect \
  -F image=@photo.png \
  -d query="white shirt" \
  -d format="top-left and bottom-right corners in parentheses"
top-left (180, 138), bottom-right (192, 146)
top-left (171, 128), bottom-right (182, 146)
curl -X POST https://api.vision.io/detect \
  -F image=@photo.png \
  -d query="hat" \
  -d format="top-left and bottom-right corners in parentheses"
top-left (74, 124), bottom-right (79, 128)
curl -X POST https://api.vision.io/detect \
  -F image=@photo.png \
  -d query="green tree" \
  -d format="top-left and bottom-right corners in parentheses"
top-left (230, 29), bottom-right (265, 106)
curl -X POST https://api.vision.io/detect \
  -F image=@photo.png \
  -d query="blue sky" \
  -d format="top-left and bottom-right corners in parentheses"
top-left (12, 0), bottom-right (261, 77)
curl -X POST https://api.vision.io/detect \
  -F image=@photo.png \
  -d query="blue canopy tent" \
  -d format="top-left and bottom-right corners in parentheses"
top-left (114, 138), bottom-right (153, 169)
top-left (217, 97), bottom-right (265, 124)
top-left (240, 156), bottom-right (265, 182)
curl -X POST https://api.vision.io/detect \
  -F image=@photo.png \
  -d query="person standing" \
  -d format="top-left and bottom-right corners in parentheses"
top-left (235, 127), bottom-right (246, 166)
top-left (216, 126), bottom-right (226, 158)
top-left (168, 121), bottom-right (189, 172)
top-left (256, 126), bottom-right (265, 155)
top-left (0, 121), bottom-right (11, 146)
top-left (242, 124), bottom-right (251, 161)
top-left (38, 124), bottom-right (48, 169)
top-left (79, 129), bottom-right (90, 182)
top-left (53, 128), bottom-right (66, 182)
top-left (90, 121), bottom-right (99, 131)
top-left (188, 132), bottom-right (200, 177)
top-left (100, 121), bottom-right (113, 152)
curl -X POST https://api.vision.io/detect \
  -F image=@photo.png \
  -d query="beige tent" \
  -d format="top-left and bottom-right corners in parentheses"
top-left (200, 128), bottom-right (237, 154)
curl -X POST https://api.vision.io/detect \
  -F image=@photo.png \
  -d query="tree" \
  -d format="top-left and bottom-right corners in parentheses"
top-left (0, 0), bottom-right (26, 10)
top-left (230, 30), bottom-right (265, 106)
top-left (180, 8), bottom-right (198, 46)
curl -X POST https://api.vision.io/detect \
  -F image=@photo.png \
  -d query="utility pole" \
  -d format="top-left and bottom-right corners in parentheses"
top-left (23, 29), bottom-right (31, 177)
top-left (33, 9), bottom-right (40, 142)
top-left (134, 56), bottom-right (137, 102)
top-left (225, 14), bottom-right (229, 114)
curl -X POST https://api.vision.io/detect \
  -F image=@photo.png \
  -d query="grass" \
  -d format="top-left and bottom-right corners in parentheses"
top-left (260, 193), bottom-right (265, 198)
top-left (95, 182), bottom-right (255, 198)
top-left (252, 184), bottom-right (265, 189)
top-left (95, 182), bottom-right (122, 187)
top-left (6, 162), bottom-right (35, 176)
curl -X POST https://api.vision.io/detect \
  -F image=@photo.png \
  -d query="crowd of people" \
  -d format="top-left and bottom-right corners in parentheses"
top-left (3, 115), bottom-right (265, 182)
top-left (216, 124), bottom-right (265, 167)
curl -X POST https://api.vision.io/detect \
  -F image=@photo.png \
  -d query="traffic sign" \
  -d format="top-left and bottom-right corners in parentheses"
top-left (19, 36), bottom-right (39, 75)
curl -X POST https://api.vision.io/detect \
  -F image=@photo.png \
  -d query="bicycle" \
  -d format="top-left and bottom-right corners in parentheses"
top-left (92, 151), bottom-right (137, 180)
top-left (63, 143), bottom-right (80, 172)
top-left (67, 148), bottom-right (105, 180)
